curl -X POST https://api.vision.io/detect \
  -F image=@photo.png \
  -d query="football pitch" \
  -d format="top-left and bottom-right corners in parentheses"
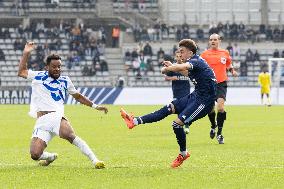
top-left (0, 105), bottom-right (283, 189)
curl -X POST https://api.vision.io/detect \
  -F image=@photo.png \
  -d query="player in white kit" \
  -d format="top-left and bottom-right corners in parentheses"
top-left (18, 42), bottom-right (108, 169)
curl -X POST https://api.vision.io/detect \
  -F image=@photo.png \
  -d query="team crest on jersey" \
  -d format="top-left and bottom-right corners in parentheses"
top-left (220, 57), bottom-right (226, 64)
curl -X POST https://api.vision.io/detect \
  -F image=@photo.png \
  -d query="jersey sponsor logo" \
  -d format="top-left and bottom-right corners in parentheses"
top-left (220, 57), bottom-right (226, 64)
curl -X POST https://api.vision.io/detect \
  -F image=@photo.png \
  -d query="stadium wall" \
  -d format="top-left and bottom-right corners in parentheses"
top-left (1, 87), bottom-right (284, 105)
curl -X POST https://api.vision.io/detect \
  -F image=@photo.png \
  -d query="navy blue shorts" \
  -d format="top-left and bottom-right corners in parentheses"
top-left (172, 92), bottom-right (215, 125)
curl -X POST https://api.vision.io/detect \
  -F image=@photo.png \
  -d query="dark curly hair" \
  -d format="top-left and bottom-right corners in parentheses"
top-left (46, 54), bottom-right (61, 65)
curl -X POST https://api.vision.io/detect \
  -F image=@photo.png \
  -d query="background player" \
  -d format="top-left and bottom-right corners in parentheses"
top-left (18, 42), bottom-right (108, 168)
top-left (258, 68), bottom-right (271, 106)
top-left (164, 50), bottom-right (191, 134)
top-left (201, 33), bottom-right (238, 144)
top-left (121, 39), bottom-right (216, 168)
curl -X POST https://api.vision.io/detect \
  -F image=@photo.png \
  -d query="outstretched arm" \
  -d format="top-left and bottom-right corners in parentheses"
top-left (164, 75), bottom-right (178, 81)
top-left (71, 93), bottom-right (108, 114)
top-left (161, 63), bottom-right (191, 74)
top-left (18, 42), bottom-right (36, 78)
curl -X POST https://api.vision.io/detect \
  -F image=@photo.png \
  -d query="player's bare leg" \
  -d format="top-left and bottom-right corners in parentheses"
top-left (59, 118), bottom-right (105, 169)
top-left (30, 138), bottom-right (58, 166)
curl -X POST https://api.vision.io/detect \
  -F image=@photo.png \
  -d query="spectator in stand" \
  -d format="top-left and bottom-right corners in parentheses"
top-left (246, 27), bottom-right (255, 43)
top-left (226, 42), bottom-right (233, 56)
top-left (223, 21), bottom-right (230, 39)
top-left (132, 58), bottom-right (140, 75)
top-left (176, 27), bottom-right (182, 42)
top-left (131, 48), bottom-right (139, 61)
top-left (14, 39), bottom-right (23, 50)
top-left (147, 26), bottom-right (155, 42)
top-left (3, 29), bottom-right (10, 39)
top-left (232, 43), bottom-right (240, 60)
top-left (11, 0), bottom-right (21, 16)
top-left (161, 22), bottom-right (169, 39)
top-left (97, 43), bottom-right (105, 56)
top-left (208, 22), bottom-right (218, 35)
top-left (138, 51), bottom-right (147, 75)
top-left (72, 51), bottom-right (81, 66)
top-left (182, 27), bottom-right (190, 39)
top-left (239, 61), bottom-right (248, 80)
top-left (140, 26), bottom-right (149, 41)
top-left (172, 45), bottom-right (178, 56)
top-left (254, 50), bottom-right (260, 62)
top-left (281, 26), bottom-right (284, 42)
top-left (116, 75), bottom-right (125, 88)
top-left (273, 49), bottom-right (280, 58)
top-left (273, 26), bottom-right (281, 42)
top-left (0, 48), bottom-right (5, 61)
top-left (99, 57), bottom-right (109, 73)
top-left (259, 24), bottom-right (266, 35)
top-left (71, 25), bottom-right (81, 41)
top-left (281, 50), bottom-right (284, 58)
top-left (196, 27), bottom-right (204, 41)
top-left (84, 43), bottom-right (92, 56)
top-left (266, 26), bottom-right (273, 41)
top-left (66, 53), bottom-right (74, 70)
top-left (22, 0), bottom-right (29, 9)
top-left (138, 0), bottom-right (145, 13)
top-left (82, 63), bottom-right (92, 76)
top-left (245, 48), bottom-right (254, 62)
top-left (217, 22), bottom-right (224, 34)
top-left (157, 47), bottom-right (165, 66)
top-left (143, 42), bottom-right (153, 58)
top-left (112, 25), bottom-right (120, 48)
top-left (124, 49), bottom-right (132, 71)
top-left (154, 22), bottom-right (161, 41)
top-left (146, 57), bottom-right (154, 72)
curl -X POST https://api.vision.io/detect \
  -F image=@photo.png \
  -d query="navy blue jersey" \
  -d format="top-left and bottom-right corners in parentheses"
top-left (166, 70), bottom-right (190, 99)
top-left (186, 54), bottom-right (216, 100)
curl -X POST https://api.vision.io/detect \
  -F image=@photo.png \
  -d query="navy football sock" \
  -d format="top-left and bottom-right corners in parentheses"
top-left (172, 121), bottom-right (186, 152)
top-left (208, 111), bottom-right (217, 129)
top-left (138, 104), bottom-right (172, 124)
top-left (217, 111), bottom-right (226, 135)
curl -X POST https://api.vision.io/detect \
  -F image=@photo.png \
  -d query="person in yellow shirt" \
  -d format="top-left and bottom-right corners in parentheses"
top-left (258, 69), bottom-right (271, 106)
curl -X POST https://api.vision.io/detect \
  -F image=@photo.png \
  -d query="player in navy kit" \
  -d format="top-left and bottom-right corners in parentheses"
top-left (120, 39), bottom-right (216, 168)
top-left (164, 49), bottom-right (191, 134)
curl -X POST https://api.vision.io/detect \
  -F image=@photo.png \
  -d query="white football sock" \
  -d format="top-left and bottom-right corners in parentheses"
top-left (39, 152), bottom-right (55, 161)
top-left (133, 118), bottom-right (139, 125)
top-left (72, 136), bottom-right (99, 164)
top-left (181, 150), bottom-right (188, 157)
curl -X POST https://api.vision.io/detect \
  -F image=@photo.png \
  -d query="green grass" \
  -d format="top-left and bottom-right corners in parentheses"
top-left (0, 105), bottom-right (283, 189)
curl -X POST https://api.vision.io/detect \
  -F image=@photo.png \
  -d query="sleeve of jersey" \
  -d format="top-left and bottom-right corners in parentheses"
top-left (187, 59), bottom-right (198, 70)
top-left (66, 77), bottom-right (79, 95)
top-left (166, 71), bottom-right (174, 76)
top-left (27, 70), bottom-right (41, 80)
top-left (226, 51), bottom-right (232, 68)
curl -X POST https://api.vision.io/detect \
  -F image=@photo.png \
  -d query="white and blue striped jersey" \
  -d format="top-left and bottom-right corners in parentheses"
top-left (27, 70), bottom-right (78, 118)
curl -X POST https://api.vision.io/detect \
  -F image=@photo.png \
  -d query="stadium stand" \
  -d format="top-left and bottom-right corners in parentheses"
top-left (1, 0), bottom-right (284, 89)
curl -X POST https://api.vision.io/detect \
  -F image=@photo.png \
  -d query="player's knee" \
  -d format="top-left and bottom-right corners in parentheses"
top-left (169, 103), bottom-right (175, 113)
top-left (30, 150), bottom-right (42, 160)
top-left (172, 119), bottom-right (184, 128)
top-left (65, 133), bottom-right (76, 143)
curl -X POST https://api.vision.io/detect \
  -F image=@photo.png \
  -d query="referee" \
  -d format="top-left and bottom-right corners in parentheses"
top-left (201, 33), bottom-right (238, 144)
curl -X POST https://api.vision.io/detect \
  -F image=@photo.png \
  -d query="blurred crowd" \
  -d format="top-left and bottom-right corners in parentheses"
top-left (129, 21), bottom-right (284, 43)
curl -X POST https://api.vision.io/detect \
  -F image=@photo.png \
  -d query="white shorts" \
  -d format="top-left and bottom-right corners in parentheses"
top-left (31, 112), bottom-right (63, 144)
